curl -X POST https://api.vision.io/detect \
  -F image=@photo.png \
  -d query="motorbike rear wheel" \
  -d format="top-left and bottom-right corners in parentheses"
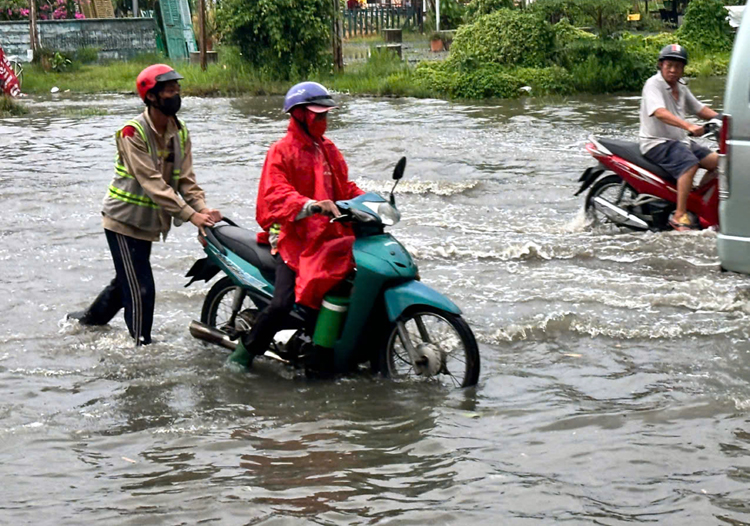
top-left (379, 307), bottom-right (480, 388)
top-left (201, 276), bottom-right (255, 334)
top-left (585, 174), bottom-right (641, 229)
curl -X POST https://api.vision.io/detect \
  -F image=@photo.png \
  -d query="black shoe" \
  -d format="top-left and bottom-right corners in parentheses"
top-left (66, 310), bottom-right (106, 326)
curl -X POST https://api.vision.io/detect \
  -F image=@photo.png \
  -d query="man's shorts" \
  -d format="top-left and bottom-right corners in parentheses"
top-left (643, 140), bottom-right (712, 181)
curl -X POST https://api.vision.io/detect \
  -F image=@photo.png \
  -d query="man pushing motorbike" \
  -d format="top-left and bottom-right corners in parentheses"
top-left (639, 44), bottom-right (719, 231)
top-left (68, 65), bottom-right (221, 345)
top-left (228, 82), bottom-right (364, 367)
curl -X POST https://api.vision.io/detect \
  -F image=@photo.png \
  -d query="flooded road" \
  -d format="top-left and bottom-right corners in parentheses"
top-left (3, 78), bottom-right (750, 524)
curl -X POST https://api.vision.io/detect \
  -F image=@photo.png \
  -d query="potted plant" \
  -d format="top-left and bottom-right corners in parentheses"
top-left (430, 31), bottom-right (444, 52)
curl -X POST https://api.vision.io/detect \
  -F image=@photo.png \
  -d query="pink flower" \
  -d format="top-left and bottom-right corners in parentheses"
top-left (21, 8), bottom-right (29, 15)
top-left (74, 12), bottom-right (83, 18)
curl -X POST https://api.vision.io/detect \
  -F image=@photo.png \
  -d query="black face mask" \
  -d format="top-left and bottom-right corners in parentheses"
top-left (157, 94), bottom-right (181, 116)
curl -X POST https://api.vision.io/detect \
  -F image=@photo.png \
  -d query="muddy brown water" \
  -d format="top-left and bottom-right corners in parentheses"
top-left (2, 77), bottom-right (750, 524)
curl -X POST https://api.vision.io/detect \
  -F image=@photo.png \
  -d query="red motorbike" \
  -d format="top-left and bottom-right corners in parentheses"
top-left (576, 118), bottom-right (724, 231)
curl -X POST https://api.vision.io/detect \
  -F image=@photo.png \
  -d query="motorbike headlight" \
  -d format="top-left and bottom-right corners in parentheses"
top-left (378, 202), bottom-right (401, 226)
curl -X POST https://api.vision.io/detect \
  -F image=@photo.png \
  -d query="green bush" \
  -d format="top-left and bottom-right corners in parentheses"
top-left (414, 61), bottom-right (574, 99)
top-left (416, 62), bottom-right (522, 98)
top-left (216, 0), bottom-right (330, 79)
top-left (639, 31), bottom-right (676, 54)
top-left (463, 0), bottom-right (514, 22)
top-left (551, 18), bottom-right (596, 48)
top-left (531, 0), bottom-right (582, 25)
top-left (685, 53), bottom-right (730, 76)
top-left (448, 9), bottom-right (555, 69)
top-left (558, 38), bottom-right (653, 92)
top-left (676, 0), bottom-right (734, 52)
top-left (515, 66), bottom-right (575, 95)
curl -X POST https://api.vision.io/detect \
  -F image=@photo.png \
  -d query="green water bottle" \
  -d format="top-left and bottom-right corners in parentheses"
top-left (312, 295), bottom-right (350, 348)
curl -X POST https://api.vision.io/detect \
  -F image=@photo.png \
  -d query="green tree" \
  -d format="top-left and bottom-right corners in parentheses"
top-left (575, 0), bottom-right (629, 37)
top-left (463, 0), bottom-right (515, 23)
top-left (449, 8), bottom-right (555, 68)
top-left (676, 0), bottom-right (734, 52)
top-left (216, 0), bottom-right (331, 80)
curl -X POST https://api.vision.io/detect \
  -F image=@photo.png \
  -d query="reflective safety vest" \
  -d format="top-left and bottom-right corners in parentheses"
top-left (102, 113), bottom-right (188, 233)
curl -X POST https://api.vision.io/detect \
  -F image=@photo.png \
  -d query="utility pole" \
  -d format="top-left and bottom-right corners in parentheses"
top-left (198, 0), bottom-right (207, 70)
top-left (331, 0), bottom-right (343, 72)
top-left (28, 0), bottom-right (39, 59)
top-left (133, 0), bottom-right (138, 17)
top-left (436, 0), bottom-right (440, 32)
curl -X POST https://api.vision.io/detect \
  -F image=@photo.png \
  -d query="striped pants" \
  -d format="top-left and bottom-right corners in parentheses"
top-left (83, 230), bottom-right (155, 345)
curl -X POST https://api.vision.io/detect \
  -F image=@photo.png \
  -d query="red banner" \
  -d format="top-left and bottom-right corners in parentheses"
top-left (0, 45), bottom-right (21, 98)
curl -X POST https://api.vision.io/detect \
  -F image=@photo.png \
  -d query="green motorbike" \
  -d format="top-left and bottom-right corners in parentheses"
top-left (186, 158), bottom-right (480, 388)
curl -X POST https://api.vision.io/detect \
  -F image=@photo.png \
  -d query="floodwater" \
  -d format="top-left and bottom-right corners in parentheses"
top-left (3, 78), bottom-right (750, 525)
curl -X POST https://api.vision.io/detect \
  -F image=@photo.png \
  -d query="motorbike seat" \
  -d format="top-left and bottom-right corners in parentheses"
top-left (597, 138), bottom-right (674, 182)
top-left (212, 225), bottom-right (276, 278)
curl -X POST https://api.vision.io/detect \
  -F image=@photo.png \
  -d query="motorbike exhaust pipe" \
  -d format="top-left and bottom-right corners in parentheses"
top-left (593, 197), bottom-right (650, 230)
top-left (189, 320), bottom-right (238, 351)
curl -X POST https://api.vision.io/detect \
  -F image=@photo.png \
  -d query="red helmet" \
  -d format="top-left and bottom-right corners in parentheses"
top-left (136, 64), bottom-right (184, 101)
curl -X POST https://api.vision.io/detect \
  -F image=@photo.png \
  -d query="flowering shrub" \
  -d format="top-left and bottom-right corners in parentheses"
top-left (0, 0), bottom-right (85, 20)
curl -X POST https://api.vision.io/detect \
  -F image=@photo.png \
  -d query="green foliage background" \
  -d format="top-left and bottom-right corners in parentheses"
top-left (216, 0), bottom-right (331, 80)
top-left (463, 0), bottom-right (515, 23)
top-left (448, 9), bottom-right (555, 69)
top-left (675, 0), bottom-right (734, 52)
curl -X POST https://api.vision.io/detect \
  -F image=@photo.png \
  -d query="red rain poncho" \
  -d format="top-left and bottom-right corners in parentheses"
top-left (256, 117), bottom-right (364, 309)
top-left (0, 46), bottom-right (21, 98)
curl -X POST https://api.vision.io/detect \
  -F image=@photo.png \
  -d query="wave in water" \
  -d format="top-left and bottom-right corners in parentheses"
top-left (406, 240), bottom-right (569, 262)
top-left (480, 311), bottom-right (746, 343)
top-left (357, 178), bottom-right (480, 197)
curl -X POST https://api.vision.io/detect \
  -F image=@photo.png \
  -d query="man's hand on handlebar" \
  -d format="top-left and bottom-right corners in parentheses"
top-left (687, 124), bottom-right (705, 137)
top-left (313, 200), bottom-right (341, 218)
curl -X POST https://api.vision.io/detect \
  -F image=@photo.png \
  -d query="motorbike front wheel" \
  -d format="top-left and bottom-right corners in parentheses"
top-left (585, 174), bottom-right (641, 229)
top-left (380, 307), bottom-right (480, 388)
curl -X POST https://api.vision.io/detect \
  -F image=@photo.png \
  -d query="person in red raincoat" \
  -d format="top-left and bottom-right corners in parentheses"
top-left (229, 82), bottom-right (364, 367)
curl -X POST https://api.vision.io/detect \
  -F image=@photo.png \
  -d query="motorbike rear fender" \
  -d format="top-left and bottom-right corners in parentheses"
top-left (575, 165), bottom-right (606, 196)
top-left (383, 280), bottom-right (461, 322)
top-left (185, 257), bottom-right (221, 287)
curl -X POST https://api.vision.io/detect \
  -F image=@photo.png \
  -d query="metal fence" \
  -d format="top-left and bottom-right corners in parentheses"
top-left (342, 6), bottom-right (424, 38)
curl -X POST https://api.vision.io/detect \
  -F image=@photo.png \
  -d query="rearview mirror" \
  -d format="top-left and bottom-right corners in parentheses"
top-left (393, 156), bottom-right (406, 180)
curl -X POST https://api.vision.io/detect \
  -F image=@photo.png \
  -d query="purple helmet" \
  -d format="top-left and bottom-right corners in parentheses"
top-left (283, 81), bottom-right (338, 113)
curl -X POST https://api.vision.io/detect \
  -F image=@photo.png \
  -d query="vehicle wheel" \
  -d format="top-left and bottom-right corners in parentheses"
top-left (10, 60), bottom-right (22, 88)
top-left (585, 174), bottom-right (642, 229)
top-left (379, 307), bottom-right (480, 388)
top-left (201, 276), bottom-right (256, 334)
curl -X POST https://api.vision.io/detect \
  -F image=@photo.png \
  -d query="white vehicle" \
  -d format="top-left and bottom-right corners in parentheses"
top-left (717, 7), bottom-right (750, 273)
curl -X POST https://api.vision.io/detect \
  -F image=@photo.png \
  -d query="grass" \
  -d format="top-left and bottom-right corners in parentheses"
top-left (22, 49), bottom-right (289, 97)
top-left (21, 41), bottom-right (730, 101)
top-left (321, 49), bottom-right (437, 98)
top-left (0, 96), bottom-right (28, 117)
top-left (22, 46), bottom-right (435, 99)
